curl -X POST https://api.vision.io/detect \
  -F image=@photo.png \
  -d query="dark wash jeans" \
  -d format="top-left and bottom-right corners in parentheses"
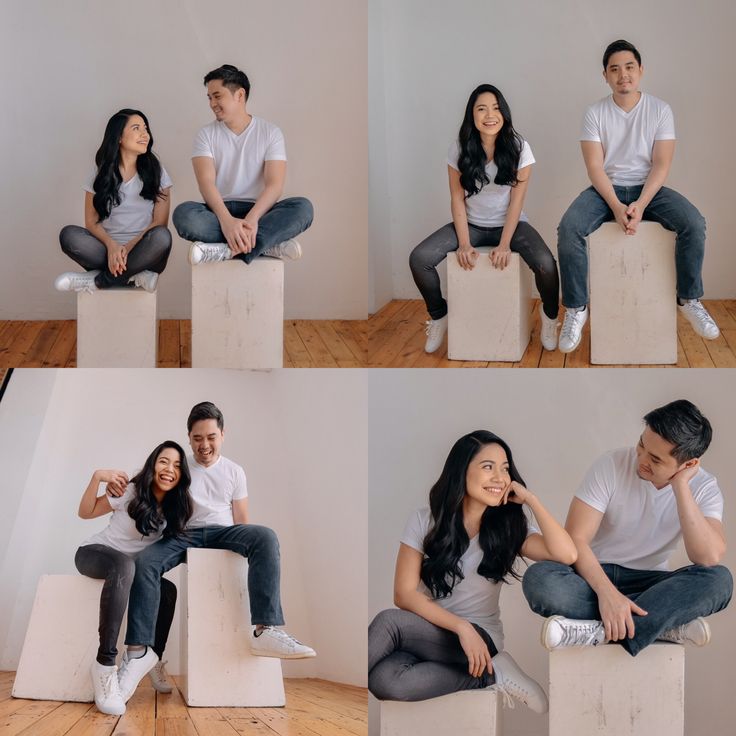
top-left (557, 185), bottom-right (706, 308)
top-left (172, 197), bottom-right (314, 263)
top-left (368, 608), bottom-right (497, 701)
top-left (125, 525), bottom-right (284, 647)
top-left (75, 544), bottom-right (176, 666)
top-left (409, 220), bottom-right (560, 321)
top-left (522, 560), bottom-right (732, 656)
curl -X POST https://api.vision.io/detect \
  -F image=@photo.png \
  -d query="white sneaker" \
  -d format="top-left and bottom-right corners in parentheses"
top-left (541, 616), bottom-right (605, 650)
top-left (424, 315), bottom-right (448, 353)
top-left (539, 304), bottom-right (560, 351)
top-left (130, 270), bottom-right (159, 292)
top-left (659, 617), bottom-right (711, 647)
top-left (54, 271), bottom-right (100, 293)
top-left (148, 659), bottom-right (173, 693)
top-left (90, 661), bottom-right (125, 715)
top-left (118, 647), bottom-right (159, 702)
top-left (189, 242), bottom-right (233, 265)
top-left (558, 307), bottom-right (588, 353)
top-left (490, 651), bottom-right (548, 714)
top-left (250, 626), bottom-right (317, 659)
top-left (679, 300), bottom-right (720, 339)
top-left (262, 239), bottom-right (302, 261)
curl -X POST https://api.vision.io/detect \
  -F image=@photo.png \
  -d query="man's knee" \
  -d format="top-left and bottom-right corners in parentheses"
top-left (172, 201), bottom-right (204, 236)
top-left (522, 561), bottom-right (570, 609)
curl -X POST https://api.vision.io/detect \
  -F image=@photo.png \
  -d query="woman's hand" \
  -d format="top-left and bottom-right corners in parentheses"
top-left (455, 245), bottom-right (479, 271)
top-left (96, 469), bottom-right (129, 496)
top-left (489, 246), bottom-right (511, 270)
top-left (107, 244), bottom-right (127, 277)
top-left (457, 621), bottom-right (493, 678)
top-left (504, 480), bottom-right (534, 505)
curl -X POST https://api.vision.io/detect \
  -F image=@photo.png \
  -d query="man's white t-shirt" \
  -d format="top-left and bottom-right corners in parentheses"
top-left (401, 506), bottom-right (540, 649)
top-left (192, 117), bottom-right (286, 201)
top-left (83, 166), bottom-right (173, 244)
top-left (80, 484), bottom-right (165, 557)
top-left (575, 447), bottom-right (723, 571)
top-left (448, 139), bottom-right (535, 227)
top-left (187, 455), bottom-right (248, 528)
top-left (580, 92), bottom-right (675, 186)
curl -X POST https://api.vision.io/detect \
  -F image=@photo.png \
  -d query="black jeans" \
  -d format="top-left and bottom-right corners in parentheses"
top-left (368, 608), bottom-right (497, 701)
top-left (75, 544), bottom-right (176, 666)
top-left (409, 221), bottom-right (560, 320)
top-left (59, 225), bottom-right (172, 288)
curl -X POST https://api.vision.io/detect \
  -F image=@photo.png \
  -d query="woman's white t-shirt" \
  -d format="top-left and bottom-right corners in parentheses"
top-left (84, 165), bottom-right (173, 244)
top-left (80, 484), bottom-right (165, 557)
top-left (401, 506), bottom-right (539, 650)
top-left (448, 139), bottom-right (535, 228)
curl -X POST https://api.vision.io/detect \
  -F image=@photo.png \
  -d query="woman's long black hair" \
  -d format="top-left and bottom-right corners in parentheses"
top-left (127, 441), bottom-right (192, 538)
top-left (421, 430), bottom-right (528, 598)
top-left (457, 85), bottom-right (524, 196)
top-left (92, 108), bottom-right (164, 222)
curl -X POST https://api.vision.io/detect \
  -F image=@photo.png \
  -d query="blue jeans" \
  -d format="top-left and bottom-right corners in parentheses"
top-left (125, 525), bottom-right (285, 647)
top-left (557, 186), bottom-right (706, 308)
top-left (172, 198), bottom-right (313, 264)
top-left (522, 560), bottom-right (732, 656)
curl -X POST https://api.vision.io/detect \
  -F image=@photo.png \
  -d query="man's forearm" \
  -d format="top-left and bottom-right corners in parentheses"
top-left (634, 161), bottom-right (669, 210)
top-left (244, 183), bottom-right (282, 224)
top-left (674, 486), bottom-right (725, 565)
top-left (572, 539), bottom-right (616, 597)
top-left (587, 167), bottom-right (622, 211)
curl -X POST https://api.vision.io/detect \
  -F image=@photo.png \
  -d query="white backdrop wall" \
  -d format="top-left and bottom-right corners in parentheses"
top-left (369, 0), bottom-right (736, 311)
top-left (368, 369), bottom-right (736, 736)
top-left (0, 368), bottom-right (368, 686)
top-left (0, 0), bottom-right (368, 320)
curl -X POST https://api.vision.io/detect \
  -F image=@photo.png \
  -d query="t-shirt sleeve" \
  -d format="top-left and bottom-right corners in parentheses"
top-left (159, 165), bottom-right (173, 189)
top-left (232, 465), bottom-right (248, 500)
top-left (108, 484), bottom-right (134, 511)
top-left (400, 508), bottom-right (428, 553)
top-left (518, 139), bottom-right (535, 168)
top-left (265, 126), bottom-right (287, 161)
top-left (580, 105), bottom-right (601, 142)
top-left (693, 474), bottom-right (724, 521)
top-left (83, 168), bottom-right (97, 194)
top-left (655, 102), bottom-right (676, 141)
top-left (447, 140), bottom-right (460, 171)
top-left (192, 126), bottom-right (214, 159)
top-left (574, 453), bottom-right (616, 514)
top-left (524, 505), bottom-right (541, 536)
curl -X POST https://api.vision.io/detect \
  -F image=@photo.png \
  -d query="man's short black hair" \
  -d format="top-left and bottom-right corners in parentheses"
top-left (187, 401), bottom-right (224, 433)
top-left (203, 64), bottom-right (250, 100)
top-left (643, 400), bottom-right (712, 463)
top-left (603, 40), bottom-right (642, 69)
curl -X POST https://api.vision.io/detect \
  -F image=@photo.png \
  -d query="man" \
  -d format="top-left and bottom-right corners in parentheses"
top-left (557, 40), bottom-right (719, 353)
top-left (113, 401), bottom-right (315, 700)
top-left (523, 400), bottom-right (732, 656)
top-left (173, 64), bottom-right (313, 265)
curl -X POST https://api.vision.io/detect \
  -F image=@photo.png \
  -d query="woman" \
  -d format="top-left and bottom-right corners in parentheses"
top-left (410, 85), bottom-right (561, 354)
top-left (368, 430), bottom-right (577, 711)
top-left (76, 441), bottom-right (192, 715)
top-left (56, 109), bottom-right (173, 293)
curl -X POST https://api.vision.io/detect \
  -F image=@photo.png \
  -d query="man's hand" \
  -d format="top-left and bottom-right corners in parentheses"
top-left (598, 588), bottom-right (647, 641)
top-left (625, 201), bottom-right (644, 233)
top-left (613, 202), bottom-right (636, 235)
top-left (670, 461), bottom-right (700, 491)
top-left (221, 214), bottom-right (251, 254)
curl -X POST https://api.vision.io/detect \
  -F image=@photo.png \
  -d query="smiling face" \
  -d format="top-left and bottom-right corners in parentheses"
top-left (473, 92), bottom-right (504, 138)
top-left (635, 426), bottom-right (688, 489)
top-left (188, 418), bottom-right (224, 467)
top-left (206, 79), bottom-right (246, 123)
top-left (152, 446), bottom-right (182, 495)
top-left (119, 114), bottom-right (150, 156)
top-left (464, 443), bottom-right (511, 508)
top-left (604, 50), bottom-right (643, 97)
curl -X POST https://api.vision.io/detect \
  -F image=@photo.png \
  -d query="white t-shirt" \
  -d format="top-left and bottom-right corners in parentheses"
top-left (580, 93), bottom-right (675, 186)
top-left (448, 139), bottom-right (534, 228)
top-left (401, 506), bottom-right (540, 648)
top-left (83, 166), bottom-right (172, 244)
top-left (187, 454), bottom-right (248, 528)
top-left (80, 484), bottom-right (165, 557)
top-left (192, 117), bottom-right (286, 202)
top-left (575, 447), bottom-right (723, 571)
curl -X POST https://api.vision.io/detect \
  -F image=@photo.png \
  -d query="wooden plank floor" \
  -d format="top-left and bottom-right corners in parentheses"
top-left (0, 320), bottom-right (368, 369)
top-left (368, 299), bottom-right (736, 368)
top-left (0, 672), bottom-right (367, 736)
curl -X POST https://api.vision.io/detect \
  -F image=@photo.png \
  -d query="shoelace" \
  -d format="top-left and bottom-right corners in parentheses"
top-left (560, 312), bottom-right (584, 341)
top-left (684, 302), bottom-right (713, 326)
top-left (96, 669), bottom-right (119, 699)
top-left (425, 320), bottom-right (443, 338)
top-left (559, 622), bottom-right (602, 646)
top-left (488, 684), bottom-right (517, 709)
top-left (152, 660), bottom-right (168, 680)
top-left (262, 626), bottom-right (303, 647)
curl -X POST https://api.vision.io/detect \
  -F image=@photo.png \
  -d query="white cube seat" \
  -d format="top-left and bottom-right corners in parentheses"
top-left (77, 289), bottom-right (157, 367)
top-left (180, 548), bottom-right (285, 707)
top-left (549, 643), bottom-right (684, 736)
top-left (447, 249), bottom-right (531, 361)
top-left (589, 222), bottom-right (677, 364)
top-left (191, 259), bottom-right (284, 369)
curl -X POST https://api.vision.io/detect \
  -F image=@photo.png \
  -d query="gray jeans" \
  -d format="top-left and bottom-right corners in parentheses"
top-left (368, 608), bottom-right (497, 701)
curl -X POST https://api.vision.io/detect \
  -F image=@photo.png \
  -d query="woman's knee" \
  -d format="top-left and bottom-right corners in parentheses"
top-left (59, 224), bottom-right (81, 255)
